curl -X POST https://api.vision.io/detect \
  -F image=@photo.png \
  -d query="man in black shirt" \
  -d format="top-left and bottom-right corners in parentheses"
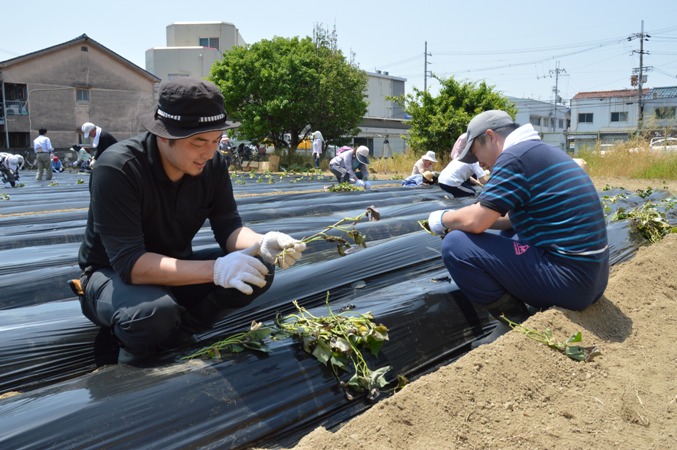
top-left (78, 79), bottom-right (305, 364)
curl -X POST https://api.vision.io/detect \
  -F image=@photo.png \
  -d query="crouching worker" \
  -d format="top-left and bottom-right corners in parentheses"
top-left (329, 145), bottom-right (371, 189)
top-left (427, 110), bottom-right (609, 348)
top-left (77, 79), bottom-right (306, 365)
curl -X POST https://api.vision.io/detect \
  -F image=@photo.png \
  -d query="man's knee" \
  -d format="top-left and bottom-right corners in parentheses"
top-left (112, 295), bottom-right (183, 352)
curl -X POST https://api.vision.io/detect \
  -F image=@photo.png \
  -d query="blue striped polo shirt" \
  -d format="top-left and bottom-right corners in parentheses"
top-left (478, 139), bottom-right (608, 262)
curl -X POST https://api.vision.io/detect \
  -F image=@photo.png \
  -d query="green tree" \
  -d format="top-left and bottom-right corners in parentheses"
top-left (396, 76), bottom-right (516, 157)
top-left (210, 27), bottom-right (367, 155)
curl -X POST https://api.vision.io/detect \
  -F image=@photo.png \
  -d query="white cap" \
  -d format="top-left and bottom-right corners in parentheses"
top-left (81, 122), bottom-right (96, 137)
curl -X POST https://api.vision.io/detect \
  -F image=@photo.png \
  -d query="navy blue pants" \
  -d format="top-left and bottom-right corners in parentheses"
top-left (441, 230), bottom-right (608, 310)
top-left (79, 247), bottom-right (274, 354)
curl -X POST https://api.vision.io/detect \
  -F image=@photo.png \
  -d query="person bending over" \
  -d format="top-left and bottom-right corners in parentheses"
top-left (427, 110), bottom-right (608, 348)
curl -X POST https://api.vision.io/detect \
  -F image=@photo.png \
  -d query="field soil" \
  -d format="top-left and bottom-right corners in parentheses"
top-left (286, 177), bottom-right (677, 450)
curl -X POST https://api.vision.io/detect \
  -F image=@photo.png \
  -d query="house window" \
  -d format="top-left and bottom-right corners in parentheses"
top-left (610, 112), bottom-right (628, 122)
top-left (529, 115), bottom-right (541, 126)
top-left (558, 119), bottom-right (565, 128)
top-left (199, 37), bottom-right (219, 49)
top-left (76, 89), bottom-right (90, 102)
top-left (655, 107), bottom-right (676, 120)
top-left (578, 113), bottom-right (593, 123)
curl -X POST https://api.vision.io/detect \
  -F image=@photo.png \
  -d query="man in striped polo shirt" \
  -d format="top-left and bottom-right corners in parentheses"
top-left (427, 110), bottom-right (609, 348)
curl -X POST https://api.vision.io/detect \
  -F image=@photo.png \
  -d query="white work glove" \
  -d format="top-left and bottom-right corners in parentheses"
top-left (364, 181), bottom-right (372, 190)
top-left (427, 209), bottom-right (449, 236)
top-left (259, 231), bottom-right (306, 269)
top-left (354, 179), bottom-right (365, 187)
top-left (213, 246), bottom-right (269, 295)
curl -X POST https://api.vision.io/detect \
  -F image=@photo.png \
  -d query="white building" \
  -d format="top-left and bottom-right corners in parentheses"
top-left (145, 22), bottom-right (246, 81)
top-left (507, 96), bottom-right (569, 151)
top-left (357, 70), bottom-right (409, 157)
top-left (568, 86), bottom-right (677, 153)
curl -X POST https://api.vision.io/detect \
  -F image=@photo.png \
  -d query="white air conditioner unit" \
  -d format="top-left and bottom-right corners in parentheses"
top-left (5, 106), bottom-right (21, 115)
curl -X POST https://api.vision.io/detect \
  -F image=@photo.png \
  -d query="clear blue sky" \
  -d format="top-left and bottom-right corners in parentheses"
top-left (2, 1), bottom-right (676, 105)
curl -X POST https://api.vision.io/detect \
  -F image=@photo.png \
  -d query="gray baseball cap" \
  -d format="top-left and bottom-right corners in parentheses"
top-left (457, 110), bottom-right (515, 164)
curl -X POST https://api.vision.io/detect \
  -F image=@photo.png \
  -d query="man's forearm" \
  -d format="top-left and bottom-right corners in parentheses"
top-left (130, 252), bottom-right (214, 286)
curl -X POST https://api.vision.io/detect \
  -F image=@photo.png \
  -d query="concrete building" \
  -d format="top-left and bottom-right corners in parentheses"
top-left (145, 22), bottom-right (246, 81)
top-left (568, 86), bottom-right (677, 153)
top-left (507, 96), bottom-right (569, 151)
top-left (0, 34), bottom-right (159, 154)
top-left (355, 70), bottom-right (409, 158)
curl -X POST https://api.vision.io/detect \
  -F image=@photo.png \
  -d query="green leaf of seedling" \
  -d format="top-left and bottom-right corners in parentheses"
top-left (229, 344), bottom-right (245, 353)
top-left (302, 335), bottom-right (315, 353)
top-left (332, 337), bottom-right (351, 353)
top-left (370, 366), bottom-right (392, 388)
top-left (330, 354), bottom-right (350, 372)
top-left (347, 373), bottom-right (362, 391)
top-left (567, 331), bottom-right (583, 345)
top-left (312, 339), bottom-right (332, 365)
top-left (248, 328), bottom-right (273, 341)
top-left (367, 337), bottom-right (384, 357)
top-left (565, 345), bottom-right (586, 361)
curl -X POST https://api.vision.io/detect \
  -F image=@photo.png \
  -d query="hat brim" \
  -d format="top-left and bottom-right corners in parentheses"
top-left (457, 138), bottom-right (478, 164)
top-left (140, 111), bottom-right (237, 139)
top-left (356, 153), bottom-right (370, 165)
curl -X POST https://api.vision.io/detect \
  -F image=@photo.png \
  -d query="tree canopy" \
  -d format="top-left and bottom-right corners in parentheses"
top-left (210, 27), bottom-right (367, 153)
top-left (397, 76), bottom-right (516, 158)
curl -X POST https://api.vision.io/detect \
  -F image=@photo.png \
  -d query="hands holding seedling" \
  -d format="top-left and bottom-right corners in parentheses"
top-left (259, 231), bottom-right (306, 269)
top-left (272, 206), bottom-right (380, 268)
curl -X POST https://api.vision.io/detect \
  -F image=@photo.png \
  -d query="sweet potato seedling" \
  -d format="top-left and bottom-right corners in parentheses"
top-left (275, 206), bottom-right (380, 266)
top-left (501, 315), bottom-right (601, 362)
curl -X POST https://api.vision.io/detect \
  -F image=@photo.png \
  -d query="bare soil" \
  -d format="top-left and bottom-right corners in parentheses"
top-left (286, 177), bottom-right (677, 450)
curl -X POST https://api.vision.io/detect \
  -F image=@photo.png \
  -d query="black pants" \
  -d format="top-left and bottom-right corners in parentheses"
top-left (439, 180), bottom-right (478, 197)
top-left (79, 247), bottom-right (274, 354)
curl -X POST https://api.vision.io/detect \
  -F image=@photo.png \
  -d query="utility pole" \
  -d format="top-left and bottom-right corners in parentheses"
top-left (424, 41), bottom-right (432, 92)
top-left (629, 20), bottom-right (650, 131)
top-left (539, 62), bottom-right (567, 132)
top-left (549, 62), bottom-right (566, 132)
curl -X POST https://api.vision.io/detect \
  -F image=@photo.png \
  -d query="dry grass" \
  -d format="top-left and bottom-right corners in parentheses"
top-left (580, 139), bottom-right (677, 180)
top-left (365, 141), bottom-right (677, 181)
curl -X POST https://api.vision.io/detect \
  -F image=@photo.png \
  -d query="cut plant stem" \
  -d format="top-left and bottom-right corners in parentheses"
top-left (275, 206), bottom-right (380, 267)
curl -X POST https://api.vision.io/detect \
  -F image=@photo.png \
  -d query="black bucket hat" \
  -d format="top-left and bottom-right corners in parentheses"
top-left (140, 78), bottom-right (236, 139)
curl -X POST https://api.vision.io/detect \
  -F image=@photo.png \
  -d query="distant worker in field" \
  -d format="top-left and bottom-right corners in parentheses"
top-left (33, 128), bottom-right (54, 181)
top-left (412, 150), bottom-right (438, 176)
top-left (82, 122), bottom-right (118, 161)
top-left (311, 131), bottom-right (323, 169)
top-left (72, 145), bottom-right (94, 172)
top-left (0, 153), bottom-right (20, 187)
top-left (51, 155), bottom-right (64, 173)
top-left (427, 110), bottom-right (609, 348)
top-left (438, 133), bottom-right (488, 197)
top-left (329, 145), bottom-right (371, 189)
top-left (401, 170), bottom-right (437, 187)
